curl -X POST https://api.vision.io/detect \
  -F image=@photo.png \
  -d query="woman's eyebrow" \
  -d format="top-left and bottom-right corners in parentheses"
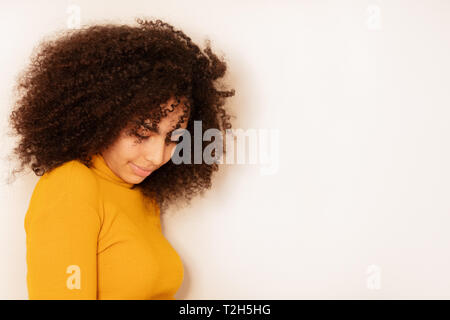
top-left (141, 123), bottom-right (159, 133)
top-left (142, 123), bottom-right (183, 135)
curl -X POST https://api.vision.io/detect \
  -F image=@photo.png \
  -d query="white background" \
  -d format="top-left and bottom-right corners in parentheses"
top-left (1, 0), bottom-right (450, 299)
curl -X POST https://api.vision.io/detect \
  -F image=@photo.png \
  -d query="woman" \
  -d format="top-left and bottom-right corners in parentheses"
top-left (8, 18), bottom-right (235, 299)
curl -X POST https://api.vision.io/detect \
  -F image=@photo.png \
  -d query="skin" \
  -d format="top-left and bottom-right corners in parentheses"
top-left (101, 96), bottom-right (189, 185)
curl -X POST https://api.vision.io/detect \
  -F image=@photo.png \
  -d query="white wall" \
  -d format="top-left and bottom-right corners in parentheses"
top-left (2, 0), bottom-right (450, 299)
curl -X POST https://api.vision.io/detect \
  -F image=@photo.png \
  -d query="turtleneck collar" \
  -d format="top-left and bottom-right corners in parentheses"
top-left (90, 153), bottom-right (134, 189)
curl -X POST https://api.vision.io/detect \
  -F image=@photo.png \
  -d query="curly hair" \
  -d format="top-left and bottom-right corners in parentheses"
top-left (7, 18), bottom-right (235, 212)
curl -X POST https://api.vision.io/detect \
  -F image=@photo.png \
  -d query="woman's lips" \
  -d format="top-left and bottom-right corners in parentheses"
top-left (129, 162), bottom-right (153, 177)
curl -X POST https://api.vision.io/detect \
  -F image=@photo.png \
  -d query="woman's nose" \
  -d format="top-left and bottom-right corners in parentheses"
top-left (144, 137), bottom-right (166, 167)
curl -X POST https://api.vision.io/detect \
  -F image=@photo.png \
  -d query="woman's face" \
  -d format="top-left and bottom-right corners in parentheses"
top-left (101, 97), bottom-right (189, 185)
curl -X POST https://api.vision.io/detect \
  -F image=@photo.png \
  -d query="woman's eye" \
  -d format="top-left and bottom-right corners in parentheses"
top-left (134, 133), bottom-right (150, 144)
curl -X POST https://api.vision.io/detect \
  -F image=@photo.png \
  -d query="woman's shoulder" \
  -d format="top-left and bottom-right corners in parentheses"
top-left (30, 159), bottom-right (100, 209)
top-left (41, 159), bottom-right (97, 188)
top-left (25, 159), bottom-right (102, 237)
top-left (43, 159), bottom-right (97, 183)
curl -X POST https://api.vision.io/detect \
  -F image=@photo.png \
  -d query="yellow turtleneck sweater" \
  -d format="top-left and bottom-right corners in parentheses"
top-left (24, 154), bottom-right (184, 300)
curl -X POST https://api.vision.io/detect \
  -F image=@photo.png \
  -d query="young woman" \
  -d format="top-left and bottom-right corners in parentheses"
top-left (8, 18), bottom-right (235, 299)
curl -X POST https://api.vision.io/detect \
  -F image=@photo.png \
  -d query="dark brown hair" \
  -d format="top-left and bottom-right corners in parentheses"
top-left (7, 18), bottom-right (235, 212)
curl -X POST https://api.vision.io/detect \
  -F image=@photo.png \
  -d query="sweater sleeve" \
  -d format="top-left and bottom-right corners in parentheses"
top-left (24, 161), bottom-right (102, 300)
